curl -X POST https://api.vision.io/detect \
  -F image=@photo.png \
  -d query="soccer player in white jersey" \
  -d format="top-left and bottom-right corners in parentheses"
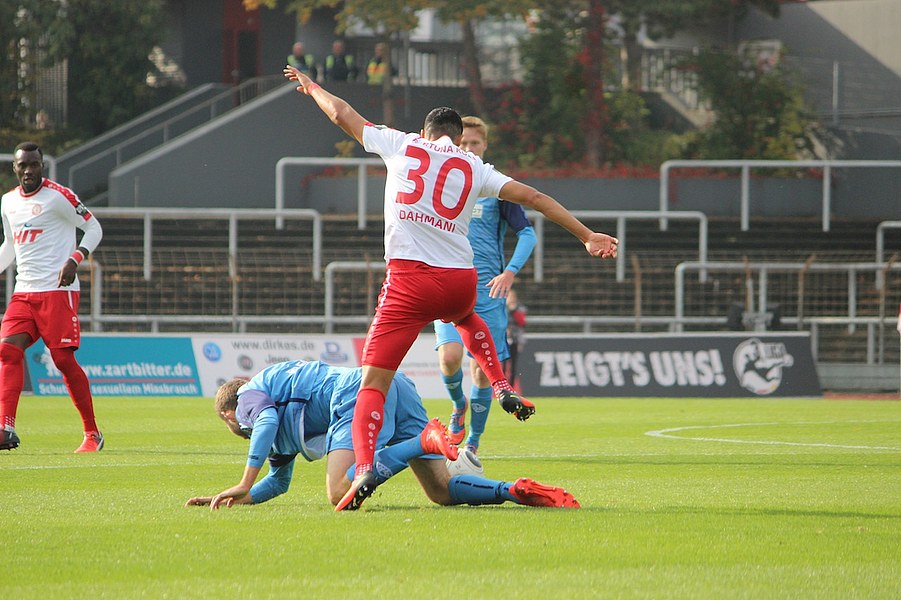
top-left (433, 116), bottom-right (536, 456)
top-left (0, 142), bottom-right (104, 452)
top-left (185, 360), bottom-right (578, 510)
top-left (283, 65), bottom-right (618, 511)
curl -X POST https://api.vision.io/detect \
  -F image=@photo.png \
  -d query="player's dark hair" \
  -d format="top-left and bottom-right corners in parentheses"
top-left (423, 107), bottom-right (463, 140)
top-left (15, 141), bottom-right (42, 158)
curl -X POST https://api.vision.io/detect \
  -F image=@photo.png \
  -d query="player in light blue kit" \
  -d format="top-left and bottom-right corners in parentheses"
top-left (434, 116), bottom-right (536, 455)
top-left (185, 360), bottom-right (579, 510)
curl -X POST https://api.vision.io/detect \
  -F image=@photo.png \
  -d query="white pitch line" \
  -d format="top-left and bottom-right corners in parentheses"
top-left (645, 421), bottom-right (901, 451)
top-left (0, 461), bottom-right (220, 471)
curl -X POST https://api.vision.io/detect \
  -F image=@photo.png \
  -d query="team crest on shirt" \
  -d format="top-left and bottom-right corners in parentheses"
top-left (31, 204), bottom-right (42, 216)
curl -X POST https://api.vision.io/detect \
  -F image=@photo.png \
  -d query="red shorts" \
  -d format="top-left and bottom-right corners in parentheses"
top-left (362, 259), bottom-right (477, 371)
top-left (0, 291), bottom-right (82, 349)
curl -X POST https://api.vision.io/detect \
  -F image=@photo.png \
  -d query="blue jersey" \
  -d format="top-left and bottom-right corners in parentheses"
top-left (232, 360), bottom-right (427, 503)
top-left (468, 197), bottom-right (536, 313)
top-left (236, 360), bottom-right (337, 463)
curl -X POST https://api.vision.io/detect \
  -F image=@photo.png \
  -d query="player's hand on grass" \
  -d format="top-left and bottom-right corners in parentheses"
top-left (184, 496), bottom-right (213, 507)
top-left (209, 485), bottom-right (252, 510)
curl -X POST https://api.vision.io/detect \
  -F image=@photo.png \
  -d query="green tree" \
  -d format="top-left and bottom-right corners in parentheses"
top-left (50, 0), bottom-right (166, 135)
top-left (0, 1), bottom-right (60, 128)
top-left (605, 0), bottom-right (782, 91)
top-left (431, 1), bottom-right (535, 118)
top-left (676, 47), bottom-right (817, 160)
top-left (486, 3), bottom-right (587, 170)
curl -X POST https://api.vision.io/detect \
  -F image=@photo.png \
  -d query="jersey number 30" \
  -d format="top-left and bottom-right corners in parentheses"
top-left (396, 146), bottom-right (473, 220)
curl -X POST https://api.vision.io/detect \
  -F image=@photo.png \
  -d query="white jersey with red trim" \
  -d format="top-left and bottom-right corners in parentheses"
top-left (362, 124), bottom-right (512, 268)
top-left (1, 178), bottom-right (97, 292)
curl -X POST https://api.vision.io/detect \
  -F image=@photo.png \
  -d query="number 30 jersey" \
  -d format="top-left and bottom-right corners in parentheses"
top-left (363, 123), bottom-right (512, 268)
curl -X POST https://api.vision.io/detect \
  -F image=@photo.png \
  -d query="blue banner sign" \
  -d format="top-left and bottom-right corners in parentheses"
top-left (25, 336), bottom-right (201, 396)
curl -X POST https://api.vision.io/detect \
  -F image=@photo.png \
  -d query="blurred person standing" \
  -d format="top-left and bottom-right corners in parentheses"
top-left (0, 142), bottom-right (104, 453)
top-left (324, 40), bottom-right (358, 82)
top-left (433, 116), bottom-right (536, 456)
top-left (282, 65), bottom-right (618, 511)
top-left (287, 41), bottom-right (317, 81)
top-left (366, 43), bottom-right (395, 85)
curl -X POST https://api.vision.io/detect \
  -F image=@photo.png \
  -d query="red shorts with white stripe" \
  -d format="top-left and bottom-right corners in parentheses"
top-left (0, 291), bottom-right (82, 348)
top-left (362, 259), bottom-right (477, 371)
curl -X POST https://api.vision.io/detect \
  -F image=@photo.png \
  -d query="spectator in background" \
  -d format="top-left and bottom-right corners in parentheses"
top-left (287, 41), bottom-right (317, 81)
top-left (35, 110), bottom-right (50, 130)
top-left (324, 40), bottom-right (358, 82)
top-left (366, 43), bottom-right (396, 86)
top-left (505, 288), bottom-right (527, 391)
top-left (0, 141), bottom-right (104, 453)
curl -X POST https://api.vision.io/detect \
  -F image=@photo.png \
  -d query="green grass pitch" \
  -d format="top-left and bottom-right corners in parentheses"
top-left (2, 394), bottom-right (899, 599)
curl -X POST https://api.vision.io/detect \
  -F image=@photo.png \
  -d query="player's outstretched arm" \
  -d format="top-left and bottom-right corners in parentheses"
top-left (283, 65), bottom-right (367, 144)
top-left (498, 180), bottom-right (618, 259)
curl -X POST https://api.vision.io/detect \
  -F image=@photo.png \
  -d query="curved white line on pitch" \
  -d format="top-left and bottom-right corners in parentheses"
top-left (645, 422), bottom-right (901, 451)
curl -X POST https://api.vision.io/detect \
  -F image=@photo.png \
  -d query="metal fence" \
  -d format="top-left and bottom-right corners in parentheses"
top-left (2, 207), bottom-right (897, 366)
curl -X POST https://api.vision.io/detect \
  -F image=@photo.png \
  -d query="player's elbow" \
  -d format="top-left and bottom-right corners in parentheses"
top-left (505, 185), bottom-right (545, 210)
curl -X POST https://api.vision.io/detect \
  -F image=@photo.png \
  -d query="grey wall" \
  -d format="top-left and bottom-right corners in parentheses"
top-left (108, 77), bottom-right (900, 216)
top-left (108, 83), bottom-right (472, 208)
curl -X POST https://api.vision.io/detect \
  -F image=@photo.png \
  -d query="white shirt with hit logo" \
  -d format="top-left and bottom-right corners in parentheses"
top-left (363, 124), bottom-right (512, 268)
top-left (0, 179), bottom-right (100, 292)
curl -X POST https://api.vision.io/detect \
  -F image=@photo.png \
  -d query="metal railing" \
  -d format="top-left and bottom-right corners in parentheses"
top-left (275, 157), bottom-right (384, 230)
top-left (674, 260), bottom-right (901, 363)
top-left (658, 159), bottom-right (901, 232)
top-left (91, 207), bottom-right (323, 281)
top-left (323, 260), bottom-right (386, 334)
top-left (875, 220), bottom-right (901, 289)
top-left (525, 210), bottom-right (708, 283)
top-left (277, 157), bottom-right (709, 283)
top-left (67, 75), bottom-right (285, 196)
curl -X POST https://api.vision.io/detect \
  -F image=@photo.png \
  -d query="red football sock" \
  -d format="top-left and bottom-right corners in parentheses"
top-left (50, 347), bottom-right (97, 432)
top-left (352, 386), bottom-right (386, 478)
top-left (0, 343), bottom-right (25, 429)
top-left (455, 313), bottom-right (509, 389)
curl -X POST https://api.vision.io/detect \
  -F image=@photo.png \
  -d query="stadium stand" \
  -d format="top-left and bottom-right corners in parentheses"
top-left (38, 212), bottom-right (897, 365)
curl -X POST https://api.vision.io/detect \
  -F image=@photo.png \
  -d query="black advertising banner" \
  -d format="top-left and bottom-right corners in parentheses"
top-left (515, 333), bottom-right (821, 398)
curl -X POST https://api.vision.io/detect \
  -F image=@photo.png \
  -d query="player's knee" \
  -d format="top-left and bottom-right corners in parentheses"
top-left (49, 347), bottom-right (80, 372)
top-left (0, 342), bottom-right (24, 365)
top-left (327, 486), bottom-right (345, 506)
top-left (424, 485), bottom-right (454, 506)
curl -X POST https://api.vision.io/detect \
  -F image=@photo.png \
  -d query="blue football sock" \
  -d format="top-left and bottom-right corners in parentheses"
top-left (442, 369), bottom-right (467, 412)
top-left (345, 436), bottom-right (421, 484)
top-left (466, 385), bottom-right (492, 448)
top-left (447, 474), bottom-right (514, 505)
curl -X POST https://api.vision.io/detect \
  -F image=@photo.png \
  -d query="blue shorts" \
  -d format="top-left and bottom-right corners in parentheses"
top-left (433, 297), bottom-right (510, 362)
top-left (326, 370), bottom-right (430, 453)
